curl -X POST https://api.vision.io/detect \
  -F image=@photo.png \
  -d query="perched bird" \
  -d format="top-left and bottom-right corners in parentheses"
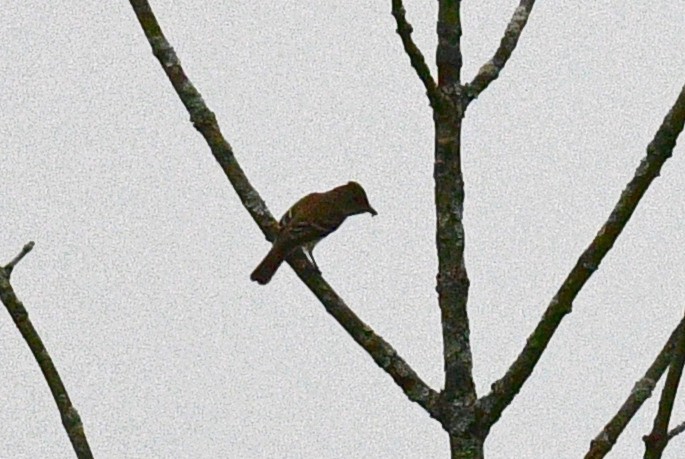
top-left (250, 181), bottom-right (377, 284)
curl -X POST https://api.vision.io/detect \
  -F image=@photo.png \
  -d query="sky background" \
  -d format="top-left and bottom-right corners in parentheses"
top-left (2, 1), bottom-right (685, 457)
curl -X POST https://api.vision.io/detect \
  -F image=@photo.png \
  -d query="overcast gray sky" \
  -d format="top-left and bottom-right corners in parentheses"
top-left (2, 1), bottom-right (685, 457)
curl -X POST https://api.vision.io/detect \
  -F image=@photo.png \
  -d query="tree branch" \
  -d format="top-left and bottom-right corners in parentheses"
top-left (668, 419), bottom-right (685, 440)
top-left (128, 0), bottom-right (275, 238)
top-left (478, 82), bottom-right (685, 428)
top-left (4, 241), bottom-right (34, 275)
top-left (432, 2), bottom-right (485, 455)
top-left (390, 0), bottom-right (441, 108)
top-left (643, 309), bottom-right (685, 458)
top-left (291, 253), bottom-right (441, 417)
top-left (465, 0), bottom-right (536, 104)
top-left (436, 0), bottom-right (463, 88)
top-left (1, 244), bottom-right (93, 459)
top-left (585, 318), bottom-right (685, 458)
top-left (128, 0), bottom-right (439, 417)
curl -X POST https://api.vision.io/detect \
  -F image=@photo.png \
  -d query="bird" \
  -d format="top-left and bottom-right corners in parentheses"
top-left (250, 181), bottom-right (377, 284)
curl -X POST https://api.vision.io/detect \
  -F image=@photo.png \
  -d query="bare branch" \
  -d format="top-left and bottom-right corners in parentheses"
top-left (668, 419), bottom-right (685, 440)
top-left (128, 0), bottom-right (276, 239)
top-left (431, 3), bottom-right (484, 454)
top-left (643, 309), bottom-right (685, 458)
top-left (1, 246), bottom-right (93, 459)
top-left (390, 0), bottom-right (440, 107)
top-left (465, 0), bottom-right (536, 104)
top-left (128, 0), bottom-right (439, 416)
top-left (436, 1), bottom-right (463, 89)
top-left (3, 240), bottom-right (35, 275)
top-left (289, 252), bottom-right (441, 417)
top-left (585, 318), bottom-right (685, 458)
top-left (478, 82), bottom-right (685, 428)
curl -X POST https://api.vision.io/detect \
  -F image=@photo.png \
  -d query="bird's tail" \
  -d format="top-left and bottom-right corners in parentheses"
top-left (250, 245), bottom-right (286, 285)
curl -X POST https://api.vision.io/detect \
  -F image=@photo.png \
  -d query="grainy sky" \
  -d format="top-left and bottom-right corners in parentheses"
top-left (2, 1), bottom-right (685, 457)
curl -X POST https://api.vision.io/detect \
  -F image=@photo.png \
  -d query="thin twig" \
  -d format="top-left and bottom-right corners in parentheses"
top-left (643, 309), bottom-right (685, 458)
top-left (585, 318), bottom-right (685, 458)
top-left (0, 245), bottom-right (93, 459)
top-left (390, 0), bottom-right (441, 108)
top-left (465, 0), bottom-right (536, 105)
top-left (478, 82), bottom-right (685, 429)
top-left (4, 241), bottom-right (35, 275)
top-left (128, 0), bottom-right (440, 416)
top-left (668, 419), bottom-right (685, 440)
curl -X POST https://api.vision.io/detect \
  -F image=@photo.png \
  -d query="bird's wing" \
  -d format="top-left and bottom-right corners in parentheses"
top-left (279, 192), bottom-right (319, 228)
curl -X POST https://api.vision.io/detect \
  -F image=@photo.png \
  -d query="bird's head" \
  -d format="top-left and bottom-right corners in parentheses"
top-left (341, 181), bottom-right (377, 216)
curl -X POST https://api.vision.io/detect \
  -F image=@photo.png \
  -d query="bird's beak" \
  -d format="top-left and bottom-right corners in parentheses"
top-left (368, 206), bottom-right (378, 216)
